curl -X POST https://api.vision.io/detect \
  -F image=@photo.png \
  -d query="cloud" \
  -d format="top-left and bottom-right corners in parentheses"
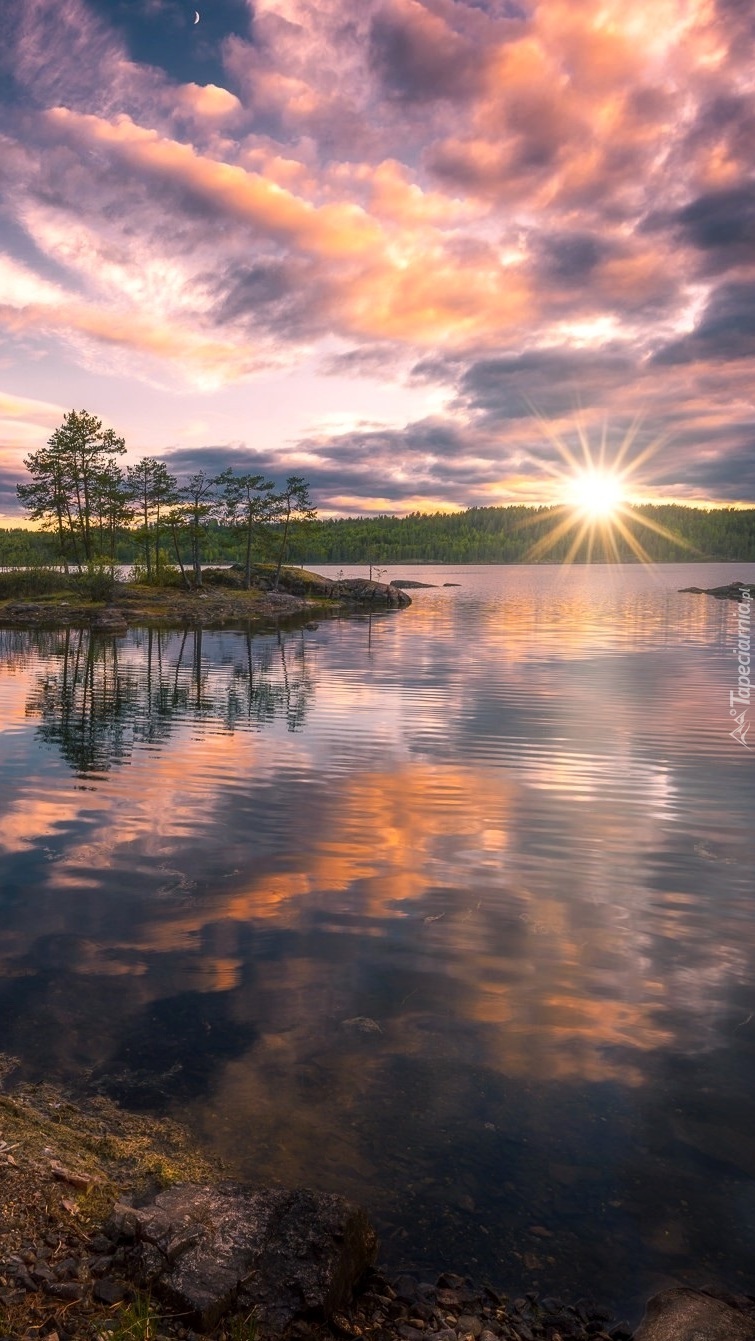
top-left (0, 0), bottom-right (754, 508)
top-left (173, 82), bottom-right (243, 122)
top-left (367, 1), bottom-right (483, 103)
top-left (44, 108), bottom-right (384, 259)
top-left (673, 184), bottom-right (755, 271)
top-left (653, 281), bottom-right (755, 365)
top-left (454, 348), bottom-right (636, 420)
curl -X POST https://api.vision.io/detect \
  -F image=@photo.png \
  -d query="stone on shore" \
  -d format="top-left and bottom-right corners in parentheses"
top-left (634, 1286), bottom-right (755, 1341)
top-left (108, 1182), bottom-right (378, 1333)
top-left (90, 606), bottom-right (128, 635)
top-left (238, 565), bottom-right (411, 607)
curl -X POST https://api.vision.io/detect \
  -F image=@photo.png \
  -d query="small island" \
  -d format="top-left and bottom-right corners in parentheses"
top-left (0, 564), bottom-right (411, 634)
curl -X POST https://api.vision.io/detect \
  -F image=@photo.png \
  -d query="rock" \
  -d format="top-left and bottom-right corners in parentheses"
top-left (341, 1016), bottom-right (382, 1035)
top-left (443, 582), bottom-right (461, 586)
top-left (110, 1183), bottom-right (378, 1334)
top-left (391, 580), bottom-right (436, 589)
top-left (90, 607), bottom-right (128, 635)
top-left (393, 1275), bottom-right (421, 1303)
top-left (634, 1287), bottom-right (755, 1341)
top-left (332, 578), bottom-right (411, 608)
top-left (457, 1315), bottom-right (483, 1336)
top-left (44, 1282), bottom-right (84, 1300)
top-left (92, 1278), bottom-right (126, 1305)
top-left (679, 582), bottom-right (754, 601)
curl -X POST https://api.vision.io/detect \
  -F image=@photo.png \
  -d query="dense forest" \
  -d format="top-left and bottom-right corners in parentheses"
top-left (284, 503), bottom-right (755, 565)
top-left (3, 501), bottom-right (755, 569)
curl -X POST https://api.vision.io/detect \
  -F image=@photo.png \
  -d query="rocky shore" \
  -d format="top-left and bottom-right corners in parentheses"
top-left (2, 1071), bottom-right (754, 1341)
top-left (0, 566), bottom-right (411, 635)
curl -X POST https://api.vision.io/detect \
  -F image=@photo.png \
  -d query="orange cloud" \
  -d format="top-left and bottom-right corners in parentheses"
top-left (45, 108), bottom-right (384, 260)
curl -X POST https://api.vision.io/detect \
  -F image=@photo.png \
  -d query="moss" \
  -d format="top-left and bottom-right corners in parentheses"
top-left (0, 1075), bottom-right (219, 1196)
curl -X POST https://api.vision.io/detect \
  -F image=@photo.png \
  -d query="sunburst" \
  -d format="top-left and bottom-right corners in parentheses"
top-left (521, 411), bottom-right (694, 564)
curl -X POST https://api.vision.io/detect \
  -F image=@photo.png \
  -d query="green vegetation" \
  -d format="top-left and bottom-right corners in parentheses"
top-left (284, 503), bottom-right (755, 564)
top-left (5, 500), bottom-right (753, 572)
top-left (109, 1292), bottom-right (162, 1341)
top-left (11, 411), bottom-right (316, 587)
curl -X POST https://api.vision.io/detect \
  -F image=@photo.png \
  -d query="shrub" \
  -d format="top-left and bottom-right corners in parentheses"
top-left (72, 564), bottom-right (116, 602)
top-left (0, 568), bottom-right (73, 598)
top-left (202, 567), bottom-right (245, 589)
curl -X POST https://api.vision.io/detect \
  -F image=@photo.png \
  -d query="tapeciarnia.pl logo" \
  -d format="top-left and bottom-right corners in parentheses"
top-left (730, 586), bottom-right (752, 748)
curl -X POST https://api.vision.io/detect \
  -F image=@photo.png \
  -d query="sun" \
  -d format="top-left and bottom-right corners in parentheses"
top-left (517, 411), bottom-right (695, 565)
top-left (567, 470), bottom-right (625, 519)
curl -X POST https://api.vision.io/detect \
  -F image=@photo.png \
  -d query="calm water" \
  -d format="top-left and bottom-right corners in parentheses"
top-left (1, 563), bottom-right (755, 1320)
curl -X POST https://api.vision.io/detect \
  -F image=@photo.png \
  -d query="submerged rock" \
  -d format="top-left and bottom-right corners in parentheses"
top-left (679, 581), bottom-right (754, 600)
top-left (108, 1183), bottom-right (378, 1333)
top-left (634, 1286), bottom-right (755, 1341)
top-left (391, 580), bottom-right (436, 588)
top-left (341, 1016), bottom-right (382, 1034)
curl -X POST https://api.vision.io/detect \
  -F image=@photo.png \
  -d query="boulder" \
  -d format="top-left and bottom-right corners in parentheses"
top-left (332, 578), bottom-right (411, 608)
top-left (108, 1183), bottom-right (378, 1334)
top-left (240, 566), bottom-right (336, 598)
top-left (634, 1287), bottom-right (755, 1341)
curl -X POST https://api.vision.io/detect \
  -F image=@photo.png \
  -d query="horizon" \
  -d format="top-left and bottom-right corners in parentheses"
top-left (2, 0), bottom-right (755, 521)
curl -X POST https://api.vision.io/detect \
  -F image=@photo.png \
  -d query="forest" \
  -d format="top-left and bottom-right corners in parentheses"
top-left (4, 499), bottom-right (755, 568)
top-left (3, 409), bottom-right (754, 572)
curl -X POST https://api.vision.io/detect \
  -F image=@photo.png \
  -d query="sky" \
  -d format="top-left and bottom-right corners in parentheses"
top-left (1, 0), bottom-right (754, 521)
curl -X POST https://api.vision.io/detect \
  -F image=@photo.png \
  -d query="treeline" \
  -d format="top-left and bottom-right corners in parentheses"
top-left (11, 410), bottom-right (315, 588)
top-left (288, 502), bottom-right (755, 564)
top-left (6, 500), bottom-right (755, 569)
top-left (5, 409), bottom-right (755, 571)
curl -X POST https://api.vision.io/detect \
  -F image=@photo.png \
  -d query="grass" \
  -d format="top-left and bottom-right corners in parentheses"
top-left (223, 1311), bottom-right (258, 1341)
top-left (107, 1292), bottom-right (162, 1341)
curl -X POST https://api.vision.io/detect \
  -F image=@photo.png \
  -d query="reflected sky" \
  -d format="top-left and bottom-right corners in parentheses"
top-left (1, 563), bottom-right (755, 1319)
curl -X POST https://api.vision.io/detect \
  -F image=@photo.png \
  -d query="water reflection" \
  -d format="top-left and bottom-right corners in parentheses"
top-left (1, 623), bottom-right (315, 776)
top-left (1, 567), bottom-right (755, 1317)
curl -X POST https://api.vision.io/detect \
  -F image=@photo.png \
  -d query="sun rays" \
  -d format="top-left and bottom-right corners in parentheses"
top-left (521, 412), bottom-right (696, 564)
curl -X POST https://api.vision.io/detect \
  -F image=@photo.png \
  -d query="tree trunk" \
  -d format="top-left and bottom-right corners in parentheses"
top-left (245, 517), bottom-right (253, 589)
top-left (274, 506), bottom-right (291, 590)
top-left (170, 522), bottom-right (191, 589)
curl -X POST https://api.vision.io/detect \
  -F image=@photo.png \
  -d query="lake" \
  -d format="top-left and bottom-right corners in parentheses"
top-left (1, 562), bottom-right (754, 1322)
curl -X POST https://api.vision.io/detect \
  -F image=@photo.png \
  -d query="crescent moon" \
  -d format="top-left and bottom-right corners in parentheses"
top-left (194, 10), bottom-right (200, 22)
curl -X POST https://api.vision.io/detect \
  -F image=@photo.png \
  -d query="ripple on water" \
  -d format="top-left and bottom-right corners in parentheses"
top-left (1, 564), bottom-right (755, 1318)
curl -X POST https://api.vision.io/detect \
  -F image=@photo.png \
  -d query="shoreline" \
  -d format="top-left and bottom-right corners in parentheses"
top-left (0, 567), bottom-right (411, 634)
top-left (0, 1069), bottom-right (631, 1341)
top-left (3, 1071), bottom-right (754, 1341)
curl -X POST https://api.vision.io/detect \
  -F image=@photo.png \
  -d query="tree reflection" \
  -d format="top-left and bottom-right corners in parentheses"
top-left (0, 625), bottom-right (314, 775)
